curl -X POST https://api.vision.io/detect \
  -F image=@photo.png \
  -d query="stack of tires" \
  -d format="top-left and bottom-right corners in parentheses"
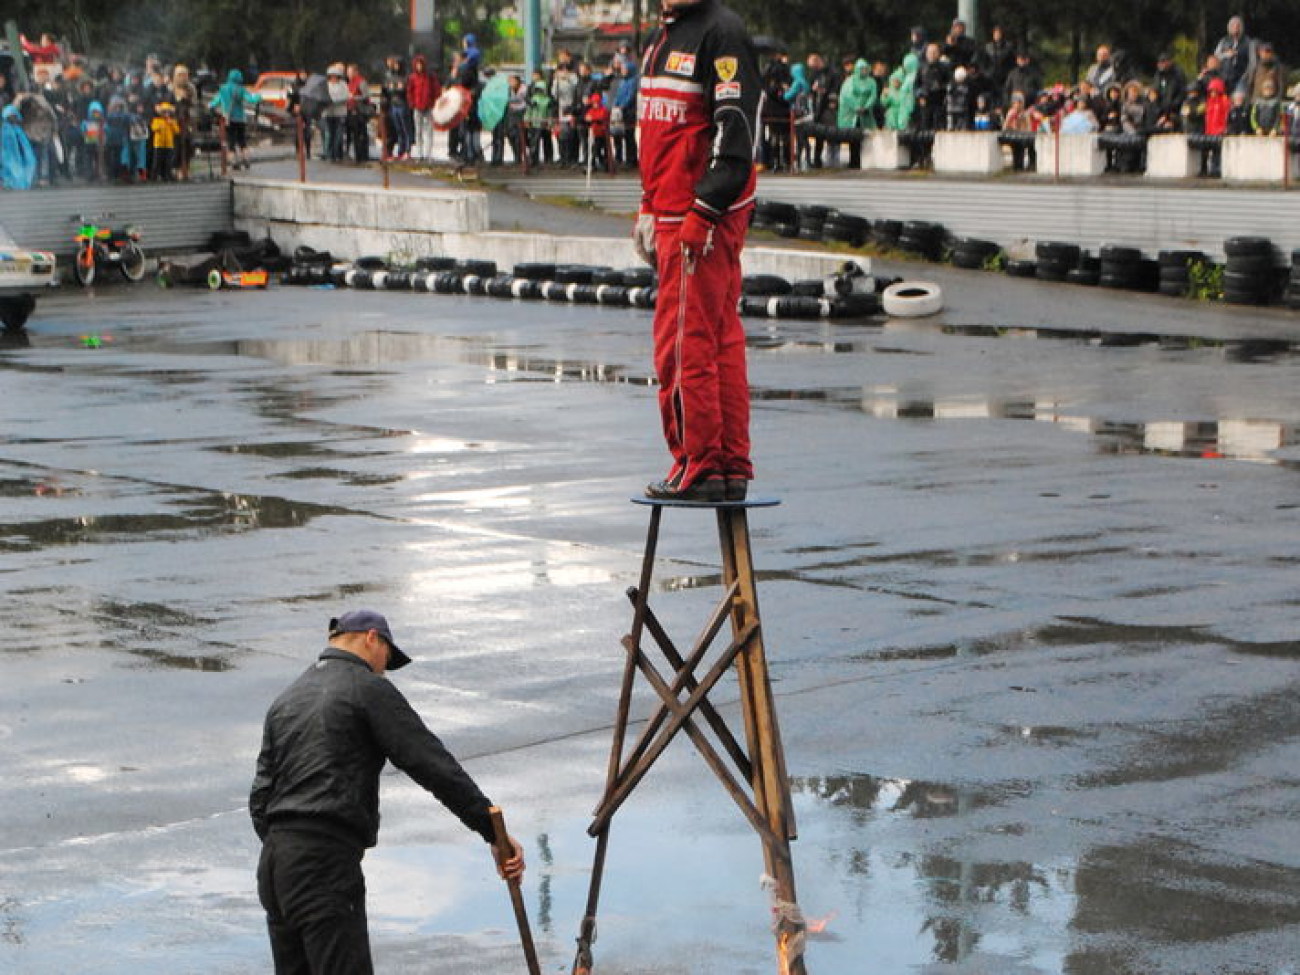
top-left (1067, 253), bottom-right (1101, 286)
top-left (1222, 237), bottom-right (1278, 305)
top-left (872, 219), bottom-right (903, 248)
top-left (752, 200), bottom-right (799, 238)
top-left (1098, 245), bottom-right (1157, 291)
top-left (742, 274), bottom-right (792, 296)
top-left (416, 256), bottom-right (457, 272)
top-left (1286, 252), bottom-right (1300, 310)
top-left (896, 221), bottom-right (946, 261)
top-left (1156, 250), bottom-right (1207, 298)
top-left (950, 237), bottom-right (1001, 270)
top-left (1005, 256), bottom-right (1037, 278)
top-left (1035, 241), bottom-right (1080, 282)
top-left (796, 205), bottom-right (832, 242)
top-left (823, 211), bottom-right (872, 247)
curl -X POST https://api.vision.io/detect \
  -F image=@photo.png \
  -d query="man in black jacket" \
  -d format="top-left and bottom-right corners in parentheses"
top-left (250, 610), bottom-right (524, 974)
top-left (1152, 52), bottom-right (1187, 128)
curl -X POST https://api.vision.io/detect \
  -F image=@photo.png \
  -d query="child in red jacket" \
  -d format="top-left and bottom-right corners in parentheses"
top-left (1201, 77), bottom-right (1229, 176)
top-left (583, 91), bottom-right (610, 171)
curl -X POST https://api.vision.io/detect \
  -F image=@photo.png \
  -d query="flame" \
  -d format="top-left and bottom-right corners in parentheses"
top-left (777, 931), bottom-right (791, 975)
top-left (806, 909), bottom-right (838, 935)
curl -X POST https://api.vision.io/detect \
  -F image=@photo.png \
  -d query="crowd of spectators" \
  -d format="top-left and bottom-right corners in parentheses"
top-left (4, 14), bottom-right (1298, 190)
top-left (0, 33), bottom-right (233, 189)
top-left (371, 39), bottom-right (642, 171)
top-left (758, 14), bottom-right (1298, 176)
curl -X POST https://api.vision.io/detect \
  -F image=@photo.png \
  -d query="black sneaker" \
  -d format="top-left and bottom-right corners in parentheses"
top-left (724, 477), bottom-right (748, 501)
top-left (645, 474), bottom-right (724, 502)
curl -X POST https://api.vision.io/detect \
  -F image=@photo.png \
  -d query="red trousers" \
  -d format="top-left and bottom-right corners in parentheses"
top-left (652, 209), bottom-right (753, 487)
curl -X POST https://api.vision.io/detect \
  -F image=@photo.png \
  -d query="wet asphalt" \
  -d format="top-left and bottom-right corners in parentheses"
top-left (2, 170), bottom-right (1300, 975)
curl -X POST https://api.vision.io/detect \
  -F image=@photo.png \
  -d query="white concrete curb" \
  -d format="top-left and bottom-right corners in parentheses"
top-left (233, 179), bottom-right (864, 281)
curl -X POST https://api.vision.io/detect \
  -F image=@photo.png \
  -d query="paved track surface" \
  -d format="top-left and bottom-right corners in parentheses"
top-left (2, 187), bottom-right (1299, 974)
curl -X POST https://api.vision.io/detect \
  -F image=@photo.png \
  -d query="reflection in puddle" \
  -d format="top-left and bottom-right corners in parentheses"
top-left (859, 615), bottom-right (1300, 665)
top-left (791, 773), bottom-right (1076, 969)
top-left (865, 394), bottom-right (1300, 466)
top-left (89, 598), bottom-right (235, 671)
top-left (0, 494), bottom-right (351, 552)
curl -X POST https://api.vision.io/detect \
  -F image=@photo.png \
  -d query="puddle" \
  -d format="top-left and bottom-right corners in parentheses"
top-left (0, 489), bottom-right (356, 553)
top-left (17, 314), bottom-right (1300, 469)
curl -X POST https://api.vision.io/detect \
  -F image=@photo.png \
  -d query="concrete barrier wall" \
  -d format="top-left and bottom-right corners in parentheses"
top-left (1036, 133), bottom-right (1106, 177)
top-left (234, 179), bottom-right (489, 234)
top-left (1146, 135), bottom-right (1199, 179)
top-left (933, 132), bottom-right (1005, 175)
top-left (1222, 137), bottom-right (1298, 183)
top-left (864, 131), bottom-right (908, 171)
top-left (234, 178), bottom-right (858, 280)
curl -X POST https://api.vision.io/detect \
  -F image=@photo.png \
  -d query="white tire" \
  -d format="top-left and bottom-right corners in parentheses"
top-left (881, 281), bottom-right (944, 318)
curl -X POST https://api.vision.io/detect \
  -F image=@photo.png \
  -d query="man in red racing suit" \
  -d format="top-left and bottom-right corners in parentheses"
top-left (635, 0), bottom-right (761, 503)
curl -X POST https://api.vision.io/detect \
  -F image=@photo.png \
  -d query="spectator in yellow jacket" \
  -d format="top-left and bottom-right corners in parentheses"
top-left (150, 101), bottom-right (181, 180)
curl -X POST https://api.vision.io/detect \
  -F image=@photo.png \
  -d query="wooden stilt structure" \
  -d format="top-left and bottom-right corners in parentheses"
top-left (573, 496), bottom-right (807, 975)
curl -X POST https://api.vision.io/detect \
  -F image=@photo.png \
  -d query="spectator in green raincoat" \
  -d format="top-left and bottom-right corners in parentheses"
top-left (883, 53), bottom-right (919, 131)
top-left (208, 68), bottom-right (261, 170)
top-left (837, 58), bottom-right (877, 168)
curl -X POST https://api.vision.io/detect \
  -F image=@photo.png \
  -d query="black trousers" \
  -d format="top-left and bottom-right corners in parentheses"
top-left (257, 829), bottom-right (372, 975)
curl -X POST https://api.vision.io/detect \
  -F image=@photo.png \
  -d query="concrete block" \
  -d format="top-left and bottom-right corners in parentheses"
top-left (1145, 134), bottom-right (1199, 179)
top-left (232, 179), bottom-right (489, 233)
top-left (1035, 133), bottom-right (1106, 177)
top-left (1222, 136), bottom-right (1299, 183)
top-left (933, 132), bottom-right (1004, 174)
top-left (866, 131), bottom-right (909, 171)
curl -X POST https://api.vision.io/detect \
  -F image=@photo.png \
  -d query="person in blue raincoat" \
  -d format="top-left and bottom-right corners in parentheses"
top-left (2, 104), bottom-right (37, 190)
top-left (209, 68), bottom-right (261, 170)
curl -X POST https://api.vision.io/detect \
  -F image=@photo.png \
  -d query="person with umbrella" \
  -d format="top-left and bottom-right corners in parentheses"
top-left (478, 69), bottom-right (510, 165)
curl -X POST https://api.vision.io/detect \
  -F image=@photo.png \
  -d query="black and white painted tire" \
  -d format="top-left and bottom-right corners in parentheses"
top-left (881, 281), bottom-right (944, 318)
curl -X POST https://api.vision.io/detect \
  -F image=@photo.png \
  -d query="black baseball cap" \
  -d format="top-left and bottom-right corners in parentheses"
top-left (329, 610), bottom-right (412, 670)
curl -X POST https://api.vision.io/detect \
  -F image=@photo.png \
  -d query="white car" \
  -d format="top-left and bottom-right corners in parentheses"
top-left (0, 224), bottom-right (58, 330)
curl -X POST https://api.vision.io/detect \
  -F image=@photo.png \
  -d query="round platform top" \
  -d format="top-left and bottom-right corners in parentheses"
top-left (630, 496), bottom-right (781, 509)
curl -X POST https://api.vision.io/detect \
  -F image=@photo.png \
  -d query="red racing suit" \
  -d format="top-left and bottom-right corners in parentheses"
top-left (639, 0), bottom-right (761, 488)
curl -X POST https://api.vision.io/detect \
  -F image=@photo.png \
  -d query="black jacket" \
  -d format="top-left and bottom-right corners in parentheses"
top-left (250, 648), bottom-right (494, 849)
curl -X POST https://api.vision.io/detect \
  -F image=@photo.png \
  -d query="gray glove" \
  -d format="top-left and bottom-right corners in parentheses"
top-left (633, 211), bottom-right (657, 267)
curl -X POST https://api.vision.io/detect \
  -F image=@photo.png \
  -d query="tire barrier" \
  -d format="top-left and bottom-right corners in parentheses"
top-left (897, 220), bottom-right (946, 261)
top-left (1035, 241), bottom-right (1081, 282)
top-left (1157, 250), bottom-right (1207, 298)
top-left (1287, 250), bottom-right (1300, 311)
top-left (881, 281), bottom-right (944, 318)
top-left (279, 189), bottom-right (1300, 315)
top-left (739, 293), bottom-right (881, 319)
top-left (1222, 237), bottom-right (1280, 305)
top-left (744, 196), bottom-right (1300, 311)
top-left (415, 255), bottom-right (457, 271)
top-left (743, 274), bottom-right (793, 296)
top-left (951, 237), bottom-right (1001, 270)
top-left (796, 205), bottom-right (832, 243)
top-left (824, 212), bottom-right (872, 247)
top-left (283, 257), bottom-right (888, 320)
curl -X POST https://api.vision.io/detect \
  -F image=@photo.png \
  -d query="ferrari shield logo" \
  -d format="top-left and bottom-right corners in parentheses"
top-left (714, 57), bottom-right (738, 82)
